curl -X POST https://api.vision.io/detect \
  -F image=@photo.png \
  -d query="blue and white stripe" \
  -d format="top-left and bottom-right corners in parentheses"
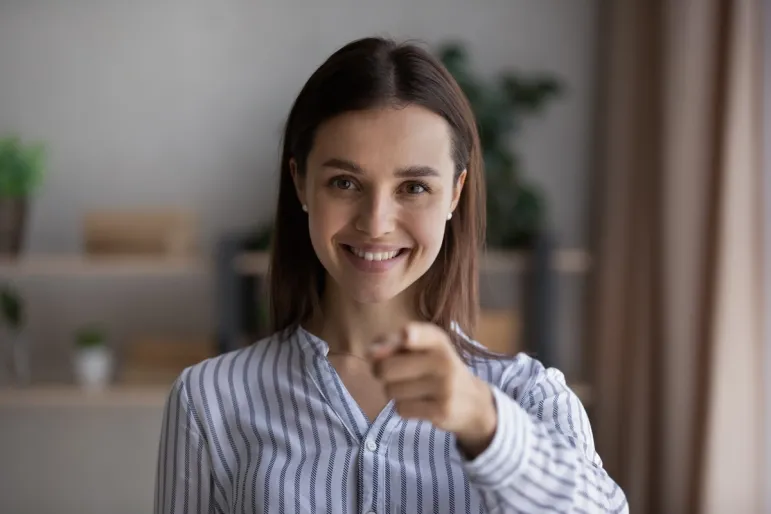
top-left (155, 326), bottom-right (628, 513)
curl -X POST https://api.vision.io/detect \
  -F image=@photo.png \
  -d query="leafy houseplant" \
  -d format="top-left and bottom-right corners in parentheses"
top-left (75, 326), bottom-right (107, 350)
top-left (73, 325), bottom-right (113, 389)
top-left (0, 286), bottom-right (23, 332)
top-left (0, 285), bottom-right (29, 385)
top-left (0, 135), bottom-right (47, 255)
top-left (437, 42), bottom-right (563, 249)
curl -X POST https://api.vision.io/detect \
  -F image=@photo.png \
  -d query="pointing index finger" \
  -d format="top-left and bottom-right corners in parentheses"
top-left (367, 331), bottom-right (406, 361)
top-left (401, 322), bottom-right (447, 351)
top-left (368, 322), bottom-right (448, 361)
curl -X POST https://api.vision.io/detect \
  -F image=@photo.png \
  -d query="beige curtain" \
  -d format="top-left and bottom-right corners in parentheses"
top-left (700, 0), bottom-right (764, 510)
top-left (588, 0), bottom-right (764, 512)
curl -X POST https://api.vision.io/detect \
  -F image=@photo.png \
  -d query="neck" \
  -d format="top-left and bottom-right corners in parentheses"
top-left (306, 282), bottom-right (417, 356)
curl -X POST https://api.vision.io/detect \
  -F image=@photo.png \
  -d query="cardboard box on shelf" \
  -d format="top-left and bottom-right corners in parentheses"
top-left (477, 309), bottom-right (521, 355)
top-left (120, 336), bottom-right (216, 385)
top-left (83, 209), bottom-right (197, 257)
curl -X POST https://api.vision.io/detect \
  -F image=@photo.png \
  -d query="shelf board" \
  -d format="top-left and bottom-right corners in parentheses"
top-left (233, 252), bottom-right (270, 275)
top-left (0, 382), bottom-right (592, 408)
top-left (0, 255), bottom-right (209, 277)
top-left (234, 249), bottom-right (591, 276)
top-left (481, 249), bottom-right (591, 274)
top-left (0, 384), bottom-right (170, 407)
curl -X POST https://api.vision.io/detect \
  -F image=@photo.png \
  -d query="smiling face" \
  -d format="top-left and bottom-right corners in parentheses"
top-left (292, 105), bottom-right (466, 305)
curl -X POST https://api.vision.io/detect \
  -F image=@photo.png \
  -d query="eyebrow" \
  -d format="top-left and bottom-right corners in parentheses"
top-left (321, 158), bottom-right (441, 178)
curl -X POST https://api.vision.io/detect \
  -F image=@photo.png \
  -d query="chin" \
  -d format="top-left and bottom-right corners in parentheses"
top-left (341, 280), bottom-right (406, 305)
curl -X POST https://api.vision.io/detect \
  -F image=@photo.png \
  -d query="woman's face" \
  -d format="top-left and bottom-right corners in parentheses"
top-left (292, 105), bottom-right (465, 305)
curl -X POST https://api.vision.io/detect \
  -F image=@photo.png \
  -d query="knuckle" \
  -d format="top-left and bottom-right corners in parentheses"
top-left (439, 380), bottom-right (453, 399)
top-left (433, 402), bottom-right (450, 424)
top-left (437, 351), bottom-right (451, 369)
top-left (378, 360), bottom-right (396, 380)
top-left (384, 383), bottom-right (400, 398)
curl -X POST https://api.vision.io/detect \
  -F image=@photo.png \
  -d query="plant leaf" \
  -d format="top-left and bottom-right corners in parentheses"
top-left (0, 286), bottom-right (23, 330)
top-left (0, 135), bottom-right (47, 197)
top-left (436, 42), bottom-right (562, 248)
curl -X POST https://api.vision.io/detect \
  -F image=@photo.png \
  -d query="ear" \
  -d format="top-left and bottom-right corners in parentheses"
top-left (450, 169), bottom-right (467, 213)
top-left (289, 158), bottom-right (306, 207)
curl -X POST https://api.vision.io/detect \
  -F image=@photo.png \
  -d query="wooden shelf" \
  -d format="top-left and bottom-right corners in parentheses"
top-left (481, 249), bottom-right (591, 274)
top-left (233, 251), bottom-right (270, 275)
top-left (0, 382), bottom-right (592, 408)
top-left (0, 384), bottom-right (171, 407)
top-left (0, 255), bottom-right (209, 277)
top-left (234, 249), bottom-right (591, 276)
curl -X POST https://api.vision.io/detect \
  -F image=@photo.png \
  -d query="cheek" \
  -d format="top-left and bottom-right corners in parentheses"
top-left (408, 209), bottom-right (448, 256)
top-left (307, 193), bottom-right (350, 248)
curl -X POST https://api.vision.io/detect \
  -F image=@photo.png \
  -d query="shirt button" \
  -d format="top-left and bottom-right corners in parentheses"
top-left (365, 439), bottom-right (377, 452)
top-left (365, 511), bottom-right (376, 514)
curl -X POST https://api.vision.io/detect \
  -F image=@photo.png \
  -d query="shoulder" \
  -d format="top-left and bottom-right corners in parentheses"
top-left (168, 332), bottom-right (287, 420)
top-left (465, 348), bottom-right (587, 417)
top-left (455, 325), bottom-right (571, 404)
top-left (465, 349), bottom-right (545, 388)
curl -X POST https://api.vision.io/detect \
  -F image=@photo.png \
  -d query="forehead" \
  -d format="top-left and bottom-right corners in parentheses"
top-left (308, 105), bottom-right (455, 175)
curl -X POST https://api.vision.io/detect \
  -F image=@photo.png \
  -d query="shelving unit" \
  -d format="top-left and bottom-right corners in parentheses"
top-left (0, 254), bottom-right (209, 277)
top-left (0, 249), bottom-right (595, 408)
top-left (0, 254), bottom-right (211, 401)
top-left (0, 384), bottom-right (170, 408)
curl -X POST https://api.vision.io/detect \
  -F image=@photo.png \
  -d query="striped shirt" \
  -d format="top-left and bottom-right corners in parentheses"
top-left (155, 326), bottom-right (628, 513)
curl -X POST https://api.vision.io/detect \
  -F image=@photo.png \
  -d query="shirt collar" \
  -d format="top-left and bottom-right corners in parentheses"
top-left (294, 324), bottom-right (330, 358)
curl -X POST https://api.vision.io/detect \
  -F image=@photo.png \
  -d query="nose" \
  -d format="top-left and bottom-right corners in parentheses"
top-left (354, 191), bottom-right (396, 238)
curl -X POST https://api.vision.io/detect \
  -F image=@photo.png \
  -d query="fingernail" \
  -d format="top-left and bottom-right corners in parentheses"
top-left (370, 334), bottom-right (400, 354)
top-left (368, 340), bottom-right (388, 356)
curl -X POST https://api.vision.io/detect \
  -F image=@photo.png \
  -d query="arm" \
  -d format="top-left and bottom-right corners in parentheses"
top-left (370, 322), bottom-right (627, 513)
top-left (462, 364), bottom-right (628, 513)
top-left (154, 373), bottom-right (216, 514)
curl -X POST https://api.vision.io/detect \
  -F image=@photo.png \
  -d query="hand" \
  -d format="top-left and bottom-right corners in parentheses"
top-left (368, 322), bottom-right (498, 458)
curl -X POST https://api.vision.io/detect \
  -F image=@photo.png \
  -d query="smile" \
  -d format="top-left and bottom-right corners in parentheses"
top-left (346, 246), bottom-right (403, 261)
top-left (340, 244), bottom-right (409, 272)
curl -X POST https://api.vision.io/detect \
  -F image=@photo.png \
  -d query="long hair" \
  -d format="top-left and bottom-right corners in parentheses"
top-left (269, 37), bottom-right (493, 359)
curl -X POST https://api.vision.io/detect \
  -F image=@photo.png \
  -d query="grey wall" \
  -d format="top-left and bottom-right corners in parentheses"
top-left (764, 0), bottom-right (771, 511)
top-left (0, 404), bottom-right (165, 514)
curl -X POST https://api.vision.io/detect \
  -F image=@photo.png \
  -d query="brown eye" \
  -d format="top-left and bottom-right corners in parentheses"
top-left (331, 178), bottom-right (355, 190)
top-left (404, 182), bottom-right (429, 195)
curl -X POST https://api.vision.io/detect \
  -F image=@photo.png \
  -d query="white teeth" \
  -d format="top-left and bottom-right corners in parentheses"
top-left (350, 247), bottom-right (400, 261)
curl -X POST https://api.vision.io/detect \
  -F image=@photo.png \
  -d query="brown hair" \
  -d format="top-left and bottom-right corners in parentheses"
top-left (269, 36), bottom-right (494, 359)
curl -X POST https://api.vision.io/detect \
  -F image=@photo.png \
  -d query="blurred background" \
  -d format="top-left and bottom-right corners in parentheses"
top-left (0, 1), bottom-right (766, 513)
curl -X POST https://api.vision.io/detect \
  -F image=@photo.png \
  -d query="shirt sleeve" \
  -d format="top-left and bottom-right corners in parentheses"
top-left (461, 362), bottom-right (629, 513)
top-left (154, 373), bottom-right (216, 514)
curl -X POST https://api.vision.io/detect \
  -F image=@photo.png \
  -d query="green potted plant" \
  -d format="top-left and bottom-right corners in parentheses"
top-left (437, 42), bottom-right (563, 248)
top-left (73, 324), bottom-right (113, 389)
top-left (0, 135), bottom-right (47, 256)
top-left (0, 285), bottom-right (29, 385)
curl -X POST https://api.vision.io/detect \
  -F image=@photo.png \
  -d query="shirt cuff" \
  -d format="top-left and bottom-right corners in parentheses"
top-left (461, 385), bottom-right (533, 488)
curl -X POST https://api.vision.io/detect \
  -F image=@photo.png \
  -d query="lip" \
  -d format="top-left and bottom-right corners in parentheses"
top-left (339, 244), bottom-right (409, 273)
top-left (338, 242), bottom-right (406, 252)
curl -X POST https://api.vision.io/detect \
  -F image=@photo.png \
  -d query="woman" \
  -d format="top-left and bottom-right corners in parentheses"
top-left (155, 37), bottom-right (627, 513)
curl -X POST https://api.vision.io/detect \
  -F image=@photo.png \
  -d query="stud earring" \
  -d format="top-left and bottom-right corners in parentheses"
top-left (447, 212), bottom-right (453, 220)
top-left (302, 204), bottom-right (308, 212)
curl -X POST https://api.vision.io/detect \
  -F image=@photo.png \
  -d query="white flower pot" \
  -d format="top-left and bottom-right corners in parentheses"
top-left (73, 347), bottom-right (113, 390)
